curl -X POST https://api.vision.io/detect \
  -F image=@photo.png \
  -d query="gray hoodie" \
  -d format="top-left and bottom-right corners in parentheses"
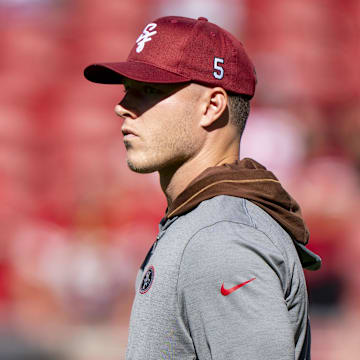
top-left (126, 158), bottom-right (321, 359)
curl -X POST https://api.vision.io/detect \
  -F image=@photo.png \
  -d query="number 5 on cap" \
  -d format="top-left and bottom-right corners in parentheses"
top-left (213, 57), bottom-right (224, 79)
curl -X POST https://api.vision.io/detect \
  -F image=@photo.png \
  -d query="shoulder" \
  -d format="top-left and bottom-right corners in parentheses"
top-left (179, 218), bottom-right (288, 286)
top-left (179, 195), bottom-right (301, 269)
top-left (177, 196), bottom-right (303, 296)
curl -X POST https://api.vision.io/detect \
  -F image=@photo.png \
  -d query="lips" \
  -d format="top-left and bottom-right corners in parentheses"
top-left (121, 127), bottom-right (138, 137)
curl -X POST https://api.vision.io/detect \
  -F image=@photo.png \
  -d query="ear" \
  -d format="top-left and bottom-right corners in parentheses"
top-left (200, 87), bottom-right (228, 128)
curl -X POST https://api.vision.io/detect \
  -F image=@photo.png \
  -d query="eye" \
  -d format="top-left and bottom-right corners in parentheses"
top-left (123, 82), bottom-right (136, 94)
top-left (143, 85), bottom-right (162, 95)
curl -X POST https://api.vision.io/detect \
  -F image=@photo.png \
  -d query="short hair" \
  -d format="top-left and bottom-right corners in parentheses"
top-left (227, 93), bottom-right (250, 137)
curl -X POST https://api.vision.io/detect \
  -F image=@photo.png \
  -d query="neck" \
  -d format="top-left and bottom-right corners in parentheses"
top-left (159, 148), bottom-right (239, 208)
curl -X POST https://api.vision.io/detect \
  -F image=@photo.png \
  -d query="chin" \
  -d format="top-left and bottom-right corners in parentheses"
top-left (126, 159), bottom-right (159, 174)
top-left (126, 151), bottom-right (184, 175)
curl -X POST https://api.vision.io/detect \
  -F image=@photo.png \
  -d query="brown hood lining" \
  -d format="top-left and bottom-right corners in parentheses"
top-left (167, 178), bottom-right (280, 218)
top-left (165, 158), bottom-right (321, 270)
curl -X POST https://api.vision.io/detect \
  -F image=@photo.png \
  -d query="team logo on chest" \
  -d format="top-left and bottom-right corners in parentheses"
top-left (139, 265), bottom-right (155, 294)
top-left (136, 23), bottom-right (158, 53)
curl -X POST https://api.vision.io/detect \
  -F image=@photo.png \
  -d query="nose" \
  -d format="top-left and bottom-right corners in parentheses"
top-left (114, 103), bottom-right (137, 120)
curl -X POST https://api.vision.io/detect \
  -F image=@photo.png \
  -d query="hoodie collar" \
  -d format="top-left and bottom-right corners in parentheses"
top-left (166, 158), bottom-right (321, 270)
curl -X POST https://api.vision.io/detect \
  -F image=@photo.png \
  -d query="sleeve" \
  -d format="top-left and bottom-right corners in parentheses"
top-left (177, 221), bottom-right (295, 360)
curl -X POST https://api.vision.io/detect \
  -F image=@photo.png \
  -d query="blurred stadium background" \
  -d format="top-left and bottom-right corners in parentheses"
top-left (0, 0), bottom-right (359, 359)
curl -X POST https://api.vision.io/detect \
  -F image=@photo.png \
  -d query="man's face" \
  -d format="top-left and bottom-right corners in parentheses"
top-left (115, 79), bottom-right (204, 174)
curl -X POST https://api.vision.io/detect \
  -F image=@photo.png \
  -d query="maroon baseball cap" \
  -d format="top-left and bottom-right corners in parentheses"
top-left (84, 16), bottom-right (256, 98)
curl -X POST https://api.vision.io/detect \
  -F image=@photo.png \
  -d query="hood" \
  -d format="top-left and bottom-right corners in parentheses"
top-left (166, 158), bottom-right (321, 271)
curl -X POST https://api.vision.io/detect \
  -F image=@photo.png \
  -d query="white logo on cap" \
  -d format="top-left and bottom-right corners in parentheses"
top-left (136, 23), bottom-right (157, 53)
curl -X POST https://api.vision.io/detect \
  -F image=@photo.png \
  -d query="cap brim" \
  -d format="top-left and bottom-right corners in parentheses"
top-left (84, 61), bottom-right (191, 84)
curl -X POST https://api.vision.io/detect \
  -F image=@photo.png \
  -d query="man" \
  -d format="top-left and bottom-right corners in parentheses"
top-left (84, 15), bottom-right (321, 360)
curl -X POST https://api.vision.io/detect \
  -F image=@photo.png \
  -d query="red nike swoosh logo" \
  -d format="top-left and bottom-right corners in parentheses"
top-left (221, 277), bottom-right (256, 296)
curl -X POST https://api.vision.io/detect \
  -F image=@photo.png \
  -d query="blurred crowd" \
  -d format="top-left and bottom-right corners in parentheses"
top-left (0, 0), bottom-right (359, 359)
